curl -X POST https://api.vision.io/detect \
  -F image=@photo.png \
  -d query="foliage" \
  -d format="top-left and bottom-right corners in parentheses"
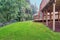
top-left (0, 0), bottom-right (35, 23)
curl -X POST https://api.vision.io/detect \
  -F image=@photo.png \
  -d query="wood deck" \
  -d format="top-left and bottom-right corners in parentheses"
top-left (34, 19), bottom-right (60, 32)
top-left (34, 19), bottom-right (60, 22)
top-left (34, 0), bottom-right (60, 32)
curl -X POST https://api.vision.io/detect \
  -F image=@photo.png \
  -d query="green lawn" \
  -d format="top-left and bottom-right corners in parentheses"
top-left (0, 21), bottom-right (60, 40)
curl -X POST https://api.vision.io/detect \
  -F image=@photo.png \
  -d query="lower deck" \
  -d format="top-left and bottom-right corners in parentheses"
top-left (34, 19), bottom-right (60, 32)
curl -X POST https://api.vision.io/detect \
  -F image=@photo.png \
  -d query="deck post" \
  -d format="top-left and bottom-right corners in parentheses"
top-left (58, 10), bottom-right (60, 21)
top-left (50, 12), bottom-right (52, 25)
top-left (53, 0), bottom-right (56, 31)
top-left (42, 12), bottom-right (44, 23)
top-left (46, 10), bottom-right (48, 26)
top-left (50, 12), bottom-right (52, 21)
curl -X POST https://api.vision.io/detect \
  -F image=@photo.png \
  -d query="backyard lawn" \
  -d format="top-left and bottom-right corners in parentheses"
top-left (0, 21), bottom-right (60, 40)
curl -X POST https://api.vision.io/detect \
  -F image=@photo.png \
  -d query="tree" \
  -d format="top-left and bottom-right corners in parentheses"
top-left (0, 0), bottom-right (36, 23)
top-left (0, 0), bottom-right (19, 22)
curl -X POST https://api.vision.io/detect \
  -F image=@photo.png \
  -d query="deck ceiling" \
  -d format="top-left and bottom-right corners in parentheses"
top-left (41, 0), bottom-right (60, 12)
top-left (56, 0), bottom-right (60, 9)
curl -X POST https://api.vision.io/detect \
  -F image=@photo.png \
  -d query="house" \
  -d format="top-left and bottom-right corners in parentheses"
top-left (34, 0), bottom-right (60, 32)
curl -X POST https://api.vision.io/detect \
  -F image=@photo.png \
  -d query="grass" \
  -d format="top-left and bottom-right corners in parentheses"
top-left (0, 21), bottom-right (60, 40)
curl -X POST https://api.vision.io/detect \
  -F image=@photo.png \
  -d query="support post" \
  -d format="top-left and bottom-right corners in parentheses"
top-left (42, 12), bottom-right (44, 23)
top-left (50, 12), bottom-right (52, 25)
top-left (58, 10), bottom-right (60, 21)
top-left (50, 12), bottom-right (52, 21)
top-left (53, 2), bottom-right (56, 31)
top-left (46, 10), bottom-right (48, 26)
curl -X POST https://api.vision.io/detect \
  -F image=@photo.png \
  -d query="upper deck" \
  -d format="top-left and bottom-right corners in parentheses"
top-left (40, 0), bottom-right (60, 12)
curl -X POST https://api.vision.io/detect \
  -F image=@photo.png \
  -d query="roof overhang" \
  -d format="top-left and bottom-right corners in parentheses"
top-left (40, 0), bottom-right (60, 12)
